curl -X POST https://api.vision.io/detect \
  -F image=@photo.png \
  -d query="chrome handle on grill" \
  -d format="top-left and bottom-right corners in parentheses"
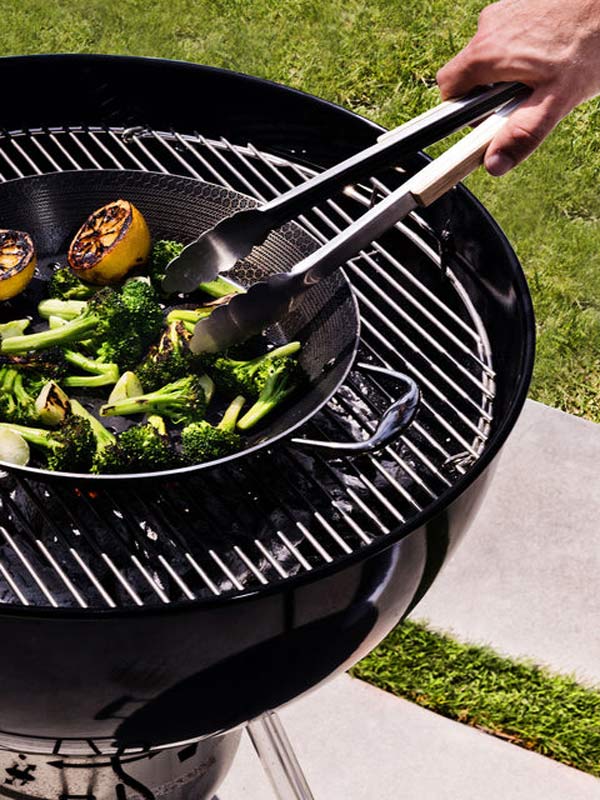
top-left (290, 364), bottom-right (419, 459)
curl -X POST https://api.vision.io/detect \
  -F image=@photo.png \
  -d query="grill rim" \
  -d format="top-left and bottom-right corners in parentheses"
top-left (0, 55), bottom-right (536, 616)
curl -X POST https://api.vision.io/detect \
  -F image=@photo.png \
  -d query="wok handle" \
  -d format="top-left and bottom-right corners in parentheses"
top-left (290, 363), bottom-right (419, 459)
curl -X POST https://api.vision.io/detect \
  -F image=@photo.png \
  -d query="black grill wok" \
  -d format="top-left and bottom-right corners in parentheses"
top-left (0, 169), bottom-right (419, 483)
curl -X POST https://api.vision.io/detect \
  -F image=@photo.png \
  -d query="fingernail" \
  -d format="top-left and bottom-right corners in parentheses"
top-left (485, 152), bottom-right (514, 177)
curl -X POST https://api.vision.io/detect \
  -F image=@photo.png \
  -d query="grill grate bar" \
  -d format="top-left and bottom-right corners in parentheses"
top-left (173, 132), bottom-right (234, 188)
top-left (9, 138), bottom-right (42, 175)
top-left (151, 131), bottom-right (203, 178)
top-left (47, 130), bottom-right (82, 169)
top-left (67, 129), bottom-right (103, 169)
top-left (0, 525), bottom-right (57, 607)
top-left (69, 549), bottom-right (116, 608)
top-left (0, 561), bottom-right (29, 605)
top-left (254, 541), bottom-right (289, 579)
top-left (87, 129), bottom-right (125, 169)
top-left (100, 553), bottom-right (144, 606)
top-left (196, 134), bottom-right (267, 200)
top-left (107, 129), bottom-right (147, 169)
top-left (34, 540), bottom-right (88, 609)
top-left (277, 531), bottom-right (312, 571)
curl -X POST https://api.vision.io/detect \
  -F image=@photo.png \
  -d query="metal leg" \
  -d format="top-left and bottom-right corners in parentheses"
top-left (246, 711), bottom-right (316, 800)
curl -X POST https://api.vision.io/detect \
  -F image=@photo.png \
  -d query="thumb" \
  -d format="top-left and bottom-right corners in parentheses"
top-left (484, 90), bottom-right (565, 176)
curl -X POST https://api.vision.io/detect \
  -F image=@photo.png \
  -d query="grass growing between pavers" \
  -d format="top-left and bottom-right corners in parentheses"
top-left (352, 620), bottom-right (600, 776)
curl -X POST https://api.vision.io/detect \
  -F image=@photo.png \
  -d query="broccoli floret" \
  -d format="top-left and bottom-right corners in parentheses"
top-left (48, 264), bottom-right (97, 301)
top-left (120, 279), bottom-right (164, 343)
top-left (181, 395), bottom-right (245, 464)
top-left (0, 347), bottom-right (69, 378)
top-left (149, 240), bottom-right (184, 287)
top-left (207, 342), bottom-right (301, 399)
top-left (70, 398), bottom-right (116, 456)
top-left (2, 286), bottom-right (163, 370)
top-left (0, 368), bottom-right (38, 424)
top-left (135, 321), bottom-right (194, 392)
top-left (100, 374), bottom-right (211, 425)
top-left (0, 416), bottom-right (95, 472)
top-left (93, 415), bottom-right (179, 474)
top-left (237, 360), bottom-right (299, 430)
top-left (0, 349), bottom-right (69, 397)
top-left (150, 238), bottom-right (244, 299)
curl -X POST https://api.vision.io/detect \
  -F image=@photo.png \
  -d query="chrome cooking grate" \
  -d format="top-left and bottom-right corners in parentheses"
top-left (0, 125), bottom-right (494, 610)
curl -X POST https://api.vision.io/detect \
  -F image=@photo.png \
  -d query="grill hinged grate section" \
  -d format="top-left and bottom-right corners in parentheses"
top-left (0, 125), bottom-right (494, 609)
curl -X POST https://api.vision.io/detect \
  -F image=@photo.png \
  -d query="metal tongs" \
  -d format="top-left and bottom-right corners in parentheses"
top-left (163, 83), bottom-right (529, 352)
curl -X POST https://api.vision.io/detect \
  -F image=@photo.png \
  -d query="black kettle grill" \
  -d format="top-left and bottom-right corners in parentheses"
top-left (0, 55), bottom-right (534, 800)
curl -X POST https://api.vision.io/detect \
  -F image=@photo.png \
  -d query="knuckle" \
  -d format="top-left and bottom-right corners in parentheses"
top-left (478, 2), bottom-right (500, 25)
top-left (508, 122), bottom-right (546, 149)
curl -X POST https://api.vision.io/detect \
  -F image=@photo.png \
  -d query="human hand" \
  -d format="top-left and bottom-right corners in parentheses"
top-left (437, 0), bottom-right (600, 175)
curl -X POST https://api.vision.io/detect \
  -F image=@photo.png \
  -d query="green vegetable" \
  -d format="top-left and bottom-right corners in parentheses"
top-left (2, 285), bottom-right (163, 370)
top-left (0, 416), bottom-right (95, 472)
top-left (100, 374), bottom-right (211, 425)
top-left (135, 321), bottom-right (195, 392)
top-left (208, 341), bottom-right (301, 398)
top-left (48, 264), bottom-right (97, 301)
top-left (149, 239), bottom-right (243, 297)
top-left (181, 395), bottom-right (245, 463)
top-left (92, 414), bottom-right (179, 473)
top-left (237, 360), bottom-right (298, 430)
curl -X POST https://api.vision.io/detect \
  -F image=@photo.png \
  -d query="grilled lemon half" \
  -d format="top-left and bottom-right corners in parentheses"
top-left (68, 199), bottom-right (151, 285)
top-left (0, 230), bottom-right (36, 301)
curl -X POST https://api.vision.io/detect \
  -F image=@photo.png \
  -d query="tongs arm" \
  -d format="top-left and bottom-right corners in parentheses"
top-left (260, 82), bottom-right (529, 226)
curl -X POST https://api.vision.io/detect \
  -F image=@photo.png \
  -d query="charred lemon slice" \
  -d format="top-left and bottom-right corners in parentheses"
top-left (68, 199), bottom-right (151, 285)
top-left (0, 230), bottom-right (36, 301)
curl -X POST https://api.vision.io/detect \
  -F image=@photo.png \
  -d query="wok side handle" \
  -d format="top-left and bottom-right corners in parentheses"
top-left (290, 363), bottom-right (420, 459)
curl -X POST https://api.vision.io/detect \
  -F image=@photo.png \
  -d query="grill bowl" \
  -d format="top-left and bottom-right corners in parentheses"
top-left (0, 55), bottom-right (535, 753)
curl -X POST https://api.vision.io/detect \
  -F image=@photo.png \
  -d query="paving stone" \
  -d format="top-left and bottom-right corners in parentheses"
top-left (411, 400), bottom-right (600, 685)
top-left (216, 674), bottom-right (600, 799)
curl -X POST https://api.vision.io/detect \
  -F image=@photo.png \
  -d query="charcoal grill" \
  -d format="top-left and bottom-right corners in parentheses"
top-left (0, 55), bottom-right (534, 800)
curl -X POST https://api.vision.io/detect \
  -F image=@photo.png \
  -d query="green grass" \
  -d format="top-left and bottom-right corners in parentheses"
top-left (1, 0), bottom-right (598, 417)
top-left (352, 620), bottom-right (600, 776)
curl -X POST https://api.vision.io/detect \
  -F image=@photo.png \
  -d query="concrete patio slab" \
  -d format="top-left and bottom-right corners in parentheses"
top-left (216, 674), bottom-right (600, 799)
top-left (412, 399), bottom-right (600, 685)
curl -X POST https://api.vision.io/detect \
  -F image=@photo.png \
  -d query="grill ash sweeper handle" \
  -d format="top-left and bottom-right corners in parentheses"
top-left (290, 363), bottom-right (420, 459)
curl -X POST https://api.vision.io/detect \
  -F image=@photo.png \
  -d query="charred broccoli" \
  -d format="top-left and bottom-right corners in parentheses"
top-left (207, 342), bottom-right (300, 399)
top-left (181, 395), bottom-right (245, 463)
top-left (92, 415), bottom-right (179, 474)
top-left (135, 321), bottom-right (194, 392)
top-left (100, 374), bottom-right (212, 425)
top-left (0, 416), bottom-right (95, 471)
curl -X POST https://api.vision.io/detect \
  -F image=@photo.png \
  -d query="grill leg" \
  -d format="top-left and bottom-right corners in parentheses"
top-left (246, 711), bottom-right (316, 800)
